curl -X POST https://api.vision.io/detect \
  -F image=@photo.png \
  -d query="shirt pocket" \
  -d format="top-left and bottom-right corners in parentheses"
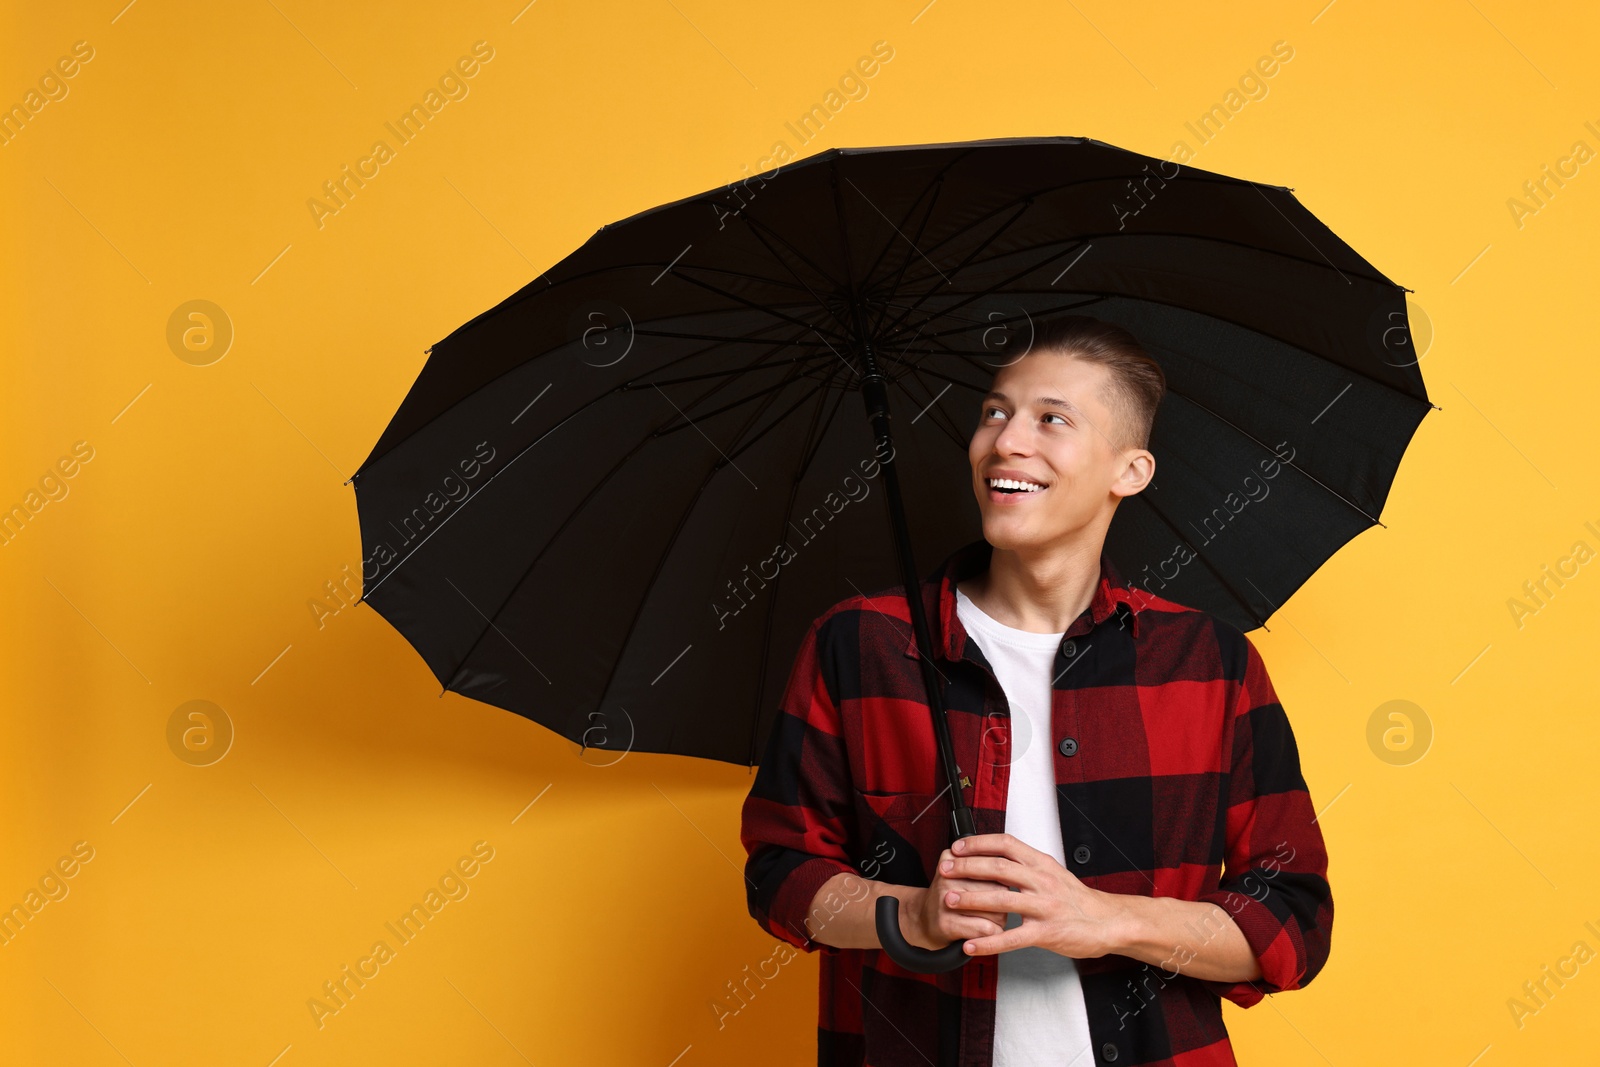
top-left (851, 787), bottom-right (953, 888)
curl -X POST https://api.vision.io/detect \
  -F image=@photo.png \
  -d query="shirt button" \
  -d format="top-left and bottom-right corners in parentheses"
top-left (1058, 736), bottom-right (1079, 757)
top-left (1073, 844), bottom-right (1092, 865)
top-left (1061, 638), bottom-right (1077, 657)
top-left (1102, 1042), bottom-right (1119, 1062)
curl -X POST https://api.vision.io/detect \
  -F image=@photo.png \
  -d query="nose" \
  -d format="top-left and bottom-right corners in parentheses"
top-left (992, 413), bottom-right (1033, 456)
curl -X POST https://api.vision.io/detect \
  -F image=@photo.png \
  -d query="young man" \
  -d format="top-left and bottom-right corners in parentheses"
top-left (740, 316), bottom-right (1333, 1067)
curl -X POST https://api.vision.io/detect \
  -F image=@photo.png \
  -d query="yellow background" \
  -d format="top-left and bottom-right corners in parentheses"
top-left (3, 0), bottom-right (1597, 1063)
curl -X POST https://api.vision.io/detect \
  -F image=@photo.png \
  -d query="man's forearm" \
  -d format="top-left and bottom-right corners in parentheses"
top-left (804, 870), bottom-right (1263, 985)
top-left (1109, 893), bottom-right (1262, 983)
top-left (806, 871), bottom-right (922, 950)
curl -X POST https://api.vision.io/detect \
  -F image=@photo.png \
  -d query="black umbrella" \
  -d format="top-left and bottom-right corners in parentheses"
top-left (351, 135), bottom-right (1433, 973)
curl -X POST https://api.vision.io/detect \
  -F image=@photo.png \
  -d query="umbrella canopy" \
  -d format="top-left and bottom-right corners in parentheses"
top-left (352, 135), bottom-right (1432, 769)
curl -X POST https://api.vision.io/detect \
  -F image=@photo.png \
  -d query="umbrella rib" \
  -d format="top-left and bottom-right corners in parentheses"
top-left (827, 164), bottom-right (1397, 296)
top-left (793, 362), bottom-right (856, 478)
top-left (367, 207), bottom-right (1402, 477)
top-left (1121, 489), bottom-right (1270, 630)
top-left (421, 169), bottom-right (1388, 374)
top-left (626, 305), bottom-right (844, 352)
top-left (855, 145), bottom-right (979, 297)
top-left (893, 361), bottom-right (978, 455)
top-left (588, 355), bottom-right (829, 752)
top-left (890, 360), bottom-right (998, 401)
top-left (890, 225), bottom-right (1398, 301)
top-left (419, 160), bottom-right (1114, 346)
top-left (875, 200), bottom-right (1043, 341)
top-left (362, 398), bottom-right (598, 603)
top-left (877, 271), bottom-right (1424, 408)
top-left (866, 176), bottom-right (947, 338)
top-left (722, 367), bottom-right (846, 466)
top-left (441, 335), bottom-right (819, 694)
top-left (734, 213), bottom-right (856, 340)
top-left (886, 296), bottom-right (1110, 344)
top-left (385, 330), bottom-right (812, 612)
top-left (983, 285), bottom-right (1422, 402)
top-left (632, 323), bottom-right (822, 439)
top-left (744, 364), bottom-right (849, 766)
top-left (655, 368), bottom-right (834, 436)
top-left (668, 262), bottom-right (820, 294)
top-left (738, 213), bottom-right (849, 305)
top-left (1160, 382), bottom-right (1386, 525)
top-left (629, 351), bottom-right (838, 390)
top-left (830, 158), bottom-right (864, 318)
top-left (358, 301), bottom-right (826, 479)
top-left (661, 269), bottom-right (853, 345)
top-left (631, 328), bottom-right (836, 348)
top-left (879, 221), bottom-right (1086, 343)
top-left (861, 170), bottom-right (945, 305)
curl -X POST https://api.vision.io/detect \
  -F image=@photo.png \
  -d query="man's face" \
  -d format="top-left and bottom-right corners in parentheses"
top-left (967, 350), bottom-right (1152, 551)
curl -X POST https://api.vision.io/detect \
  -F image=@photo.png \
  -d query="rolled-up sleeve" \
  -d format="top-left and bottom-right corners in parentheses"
top-left (1198, 634), bottom-right (1333, 1008)
top-left (739, 616), bottom-right (859, 954)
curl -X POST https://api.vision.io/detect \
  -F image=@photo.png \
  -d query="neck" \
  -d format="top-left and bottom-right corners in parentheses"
top-left (962, 538), bottom-right (1102, 634)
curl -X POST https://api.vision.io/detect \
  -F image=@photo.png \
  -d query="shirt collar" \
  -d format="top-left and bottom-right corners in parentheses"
top-left (901, 537), bottom-right (1146, 661)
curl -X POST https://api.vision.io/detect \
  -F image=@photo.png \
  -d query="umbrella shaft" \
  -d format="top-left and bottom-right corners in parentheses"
top-left (856, 340), bottom-right (975, 842)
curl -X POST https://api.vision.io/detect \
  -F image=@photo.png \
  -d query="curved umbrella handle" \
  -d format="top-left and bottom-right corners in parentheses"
top-left (875, 893), bottom-right (971, 973)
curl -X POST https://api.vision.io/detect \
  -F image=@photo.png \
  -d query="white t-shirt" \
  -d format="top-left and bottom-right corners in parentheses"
top-left (955, 584), bottom-right (1094, 1067)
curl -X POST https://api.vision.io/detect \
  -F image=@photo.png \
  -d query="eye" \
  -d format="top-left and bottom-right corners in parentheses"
top-left (1044, 412), bottom-right (1070, 426)
top-left (983, 405), bottom-right (1007, 420)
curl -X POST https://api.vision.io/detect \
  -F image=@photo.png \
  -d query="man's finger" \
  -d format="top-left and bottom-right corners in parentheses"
top-left (950, 834), bottom-right (1011, 856)
top-left (953, 833), bottom-right (1039, 863)
top-left (961, 925), bottom-right (1033, 956)
top-left (943, 854), bottom-right (1031, 887)
top-left (951, 888), bottom-right (1044, 917)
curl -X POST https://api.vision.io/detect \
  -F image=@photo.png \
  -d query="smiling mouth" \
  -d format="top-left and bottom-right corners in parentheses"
top-left (987, 477), bottom-right (1049, 494)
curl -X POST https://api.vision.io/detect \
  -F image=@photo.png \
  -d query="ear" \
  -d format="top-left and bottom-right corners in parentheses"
top-left (1112, 449), bottom-right (1155, 499)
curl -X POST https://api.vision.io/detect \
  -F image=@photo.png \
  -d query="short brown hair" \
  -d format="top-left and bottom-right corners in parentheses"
top-left (1020, 315), bottom-right (1166, 453)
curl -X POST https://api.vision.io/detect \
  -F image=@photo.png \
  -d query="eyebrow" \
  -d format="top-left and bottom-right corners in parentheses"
top-left (982, 389), bottom-right (1084, 417)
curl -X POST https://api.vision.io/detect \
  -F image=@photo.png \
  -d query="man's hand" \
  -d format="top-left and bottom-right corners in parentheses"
top-left (901, 845), bottom-right (1015, 951)
top-left (936, 833), bottom-right (1128, 958)
top-left (938, 834), bottom-right (1265, 983)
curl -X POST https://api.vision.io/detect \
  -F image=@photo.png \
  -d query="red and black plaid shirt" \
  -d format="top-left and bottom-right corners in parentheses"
top-left (740, 537), bottom-right (1333, 1067)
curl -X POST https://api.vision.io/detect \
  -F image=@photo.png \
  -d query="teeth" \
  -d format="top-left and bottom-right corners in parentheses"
top-left (989, 477), bottom-right (1047, 492)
